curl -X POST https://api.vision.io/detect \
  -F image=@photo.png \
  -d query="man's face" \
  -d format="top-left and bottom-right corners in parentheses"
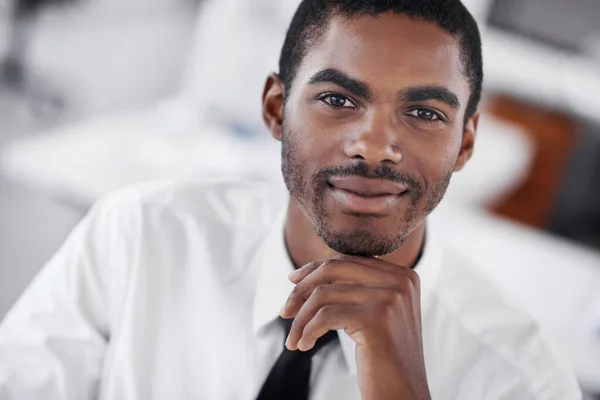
top-left (273, 13), bottom-right (475, 257)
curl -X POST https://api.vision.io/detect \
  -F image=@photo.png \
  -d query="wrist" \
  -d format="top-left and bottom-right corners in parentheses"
top-left (358, 345), bottom-right (430, 400)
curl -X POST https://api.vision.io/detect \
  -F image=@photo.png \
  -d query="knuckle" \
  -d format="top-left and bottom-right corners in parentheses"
top-left (395, 273), bottom-right (419, 292)
top-left (409, 268), bottom-right (419, 279)
top-left (320, 259), bottom-right (338, 272)
top-left (313, 284), bottom-right (330, 298)
top-left (318, 304), bottom-right (336, 319)
top-left (404, 269), bottom-right (420, 285)
top-left (304, 261), bottom-right (320, 274)
top-left (292, 284), bottom-right (310, 301)
top-left (315, 305), bottom-right (342, 327)
top-left (392, 274), bottom-right (408, 289)
top-left (382, 288), bottom-right (402, 304)
top-left (320, 259), bottom-right (346, 278)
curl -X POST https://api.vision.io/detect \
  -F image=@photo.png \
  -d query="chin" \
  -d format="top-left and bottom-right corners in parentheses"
top-left (317, 223), bottom-right (404, 257)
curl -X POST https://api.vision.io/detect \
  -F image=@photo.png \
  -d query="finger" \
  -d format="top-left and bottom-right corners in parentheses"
top-left (288, 256), bottom-right (386, 284)
top-left (296, 304), bottom-right (364, 352)
top-left (289, 254), bottom-right (419, 286)
top-left (337, 254), bottom-right (420, 284)
top-left (288, 260), bottom-right (324, 284)
top-left (286, 284), bottom-right (374, 350)
top-left (281, 260), bottom-right (403, 318)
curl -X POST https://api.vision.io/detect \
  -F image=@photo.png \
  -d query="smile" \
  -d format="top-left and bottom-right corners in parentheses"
top-left (327, 176), bottom-right (408, 215)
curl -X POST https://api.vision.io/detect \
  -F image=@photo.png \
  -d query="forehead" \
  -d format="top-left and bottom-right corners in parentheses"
top-left (296, 13), bottom-right (470, 101)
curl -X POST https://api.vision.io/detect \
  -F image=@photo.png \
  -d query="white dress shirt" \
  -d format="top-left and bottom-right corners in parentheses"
top-left (0, 180), bottom-right (582, 399)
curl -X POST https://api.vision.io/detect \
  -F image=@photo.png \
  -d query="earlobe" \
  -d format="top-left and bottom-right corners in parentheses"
top-left (262, 73), bottom-right (285, 141)
top-left (454, 112), bottom-right (479, 172)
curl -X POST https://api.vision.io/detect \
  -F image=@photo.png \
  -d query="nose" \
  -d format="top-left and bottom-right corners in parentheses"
top-left (343, 112), bottom-right (403, 165)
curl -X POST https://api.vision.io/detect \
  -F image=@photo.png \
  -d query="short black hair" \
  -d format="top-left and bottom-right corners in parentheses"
top-left (278, 0), bottom-right (483, 121)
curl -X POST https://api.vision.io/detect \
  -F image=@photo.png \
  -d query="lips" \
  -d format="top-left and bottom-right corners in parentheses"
top-left (326, 176), bottom-right (408, 214)
top-left (328, 176), bottom-right (408, 197)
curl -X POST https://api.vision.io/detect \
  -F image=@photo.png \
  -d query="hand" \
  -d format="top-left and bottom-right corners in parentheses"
top-left (279, 254), bottom-right (431, 400)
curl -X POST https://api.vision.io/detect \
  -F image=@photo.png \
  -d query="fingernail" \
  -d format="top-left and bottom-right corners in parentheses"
top-left (285, 334), bottom-right (291, 348)
top-left (288, 269), bottom-right (300, 280)
top-left (297, 338), bottom-right (307, 352)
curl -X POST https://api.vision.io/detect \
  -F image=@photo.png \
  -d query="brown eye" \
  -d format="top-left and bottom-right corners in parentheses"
top-left (320, 94), bottom-right (356, 109)
top-left (407, 108), bottom-right (441, 121)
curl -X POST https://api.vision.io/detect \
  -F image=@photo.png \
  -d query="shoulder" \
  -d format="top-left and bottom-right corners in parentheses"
top-left (78, 178), bottom-right (289, 290)
top-left (427, 243), bottom-right (581, 399)
top-left (89, 178), bottom-right (287, 231)
top-left (81, 179), bottom-right (288, 276)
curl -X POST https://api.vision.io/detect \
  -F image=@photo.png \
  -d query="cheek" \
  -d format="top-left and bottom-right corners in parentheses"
top-left (438, 135), bottom-right (463, 170)
top-left (282, 124), bottom-right (322, 186)
top-left (286, 106), bottom-right (340, 169)
top-left (413, 132), bottom-right (462, 187)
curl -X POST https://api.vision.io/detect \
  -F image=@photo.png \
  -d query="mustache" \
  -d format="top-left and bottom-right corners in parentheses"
top-left (313, 161), bottom-right (425, 194)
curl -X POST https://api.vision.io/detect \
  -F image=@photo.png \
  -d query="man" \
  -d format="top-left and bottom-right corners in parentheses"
top-left (0, 0), bottom-right (582, 399)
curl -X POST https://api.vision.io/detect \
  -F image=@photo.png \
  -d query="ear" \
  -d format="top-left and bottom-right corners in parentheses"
top-left (454, 112), bottom-right (479, 172)
top-left (262, 73), bottom-right (285, 141)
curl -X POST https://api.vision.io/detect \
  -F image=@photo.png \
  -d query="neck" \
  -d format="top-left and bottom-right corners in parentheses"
top-left (284, 201), bottom-right (426, 270)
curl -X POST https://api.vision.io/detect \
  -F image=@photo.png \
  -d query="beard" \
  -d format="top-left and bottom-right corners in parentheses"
top-left (281, 123), bottom-right (453, 257)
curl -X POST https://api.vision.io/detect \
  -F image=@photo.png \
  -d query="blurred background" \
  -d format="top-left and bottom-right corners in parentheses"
top-left (0, 0), bottom-right (599, 397)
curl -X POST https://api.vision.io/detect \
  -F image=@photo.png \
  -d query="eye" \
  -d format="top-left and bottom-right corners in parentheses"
top-left (406, 108), bottom-right (444, 122)
top-left (318, 93), bottom-right (357, 109)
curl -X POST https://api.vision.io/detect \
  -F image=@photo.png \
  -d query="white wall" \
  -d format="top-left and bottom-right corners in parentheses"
top-left (25, 0), bottom-right (198, 117)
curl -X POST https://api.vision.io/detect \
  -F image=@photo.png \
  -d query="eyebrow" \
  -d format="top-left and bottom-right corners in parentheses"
top-left (308, 68), bottom-right (373, 100)
top-left (307, 69), bottom-right (461, 110)
top-left (400, 86), bottom-right (461, 109)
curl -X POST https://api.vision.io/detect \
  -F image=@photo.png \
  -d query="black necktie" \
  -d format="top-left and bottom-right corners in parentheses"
top-left (256, 318), bottom-right (339, 400)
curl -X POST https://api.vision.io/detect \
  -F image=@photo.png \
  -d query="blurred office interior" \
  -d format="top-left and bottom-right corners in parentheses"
top-left (0, 0), bottom-right (599, 397)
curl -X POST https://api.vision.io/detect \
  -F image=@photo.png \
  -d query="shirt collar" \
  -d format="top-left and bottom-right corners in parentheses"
top-left (251, 206), bottom-right (443, 376)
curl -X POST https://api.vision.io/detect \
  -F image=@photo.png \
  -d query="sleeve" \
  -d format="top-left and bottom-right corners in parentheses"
top-left (0, 194), bottom-right (139, 400)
